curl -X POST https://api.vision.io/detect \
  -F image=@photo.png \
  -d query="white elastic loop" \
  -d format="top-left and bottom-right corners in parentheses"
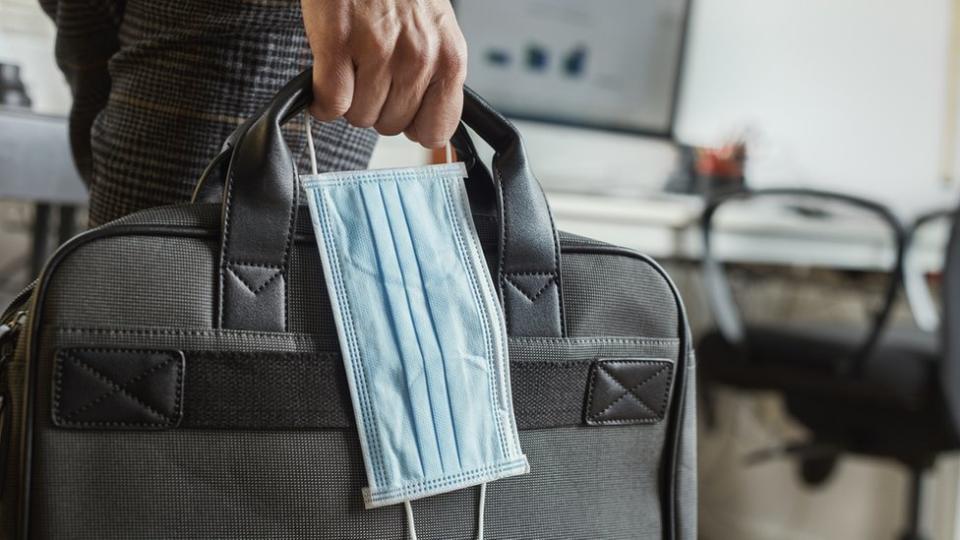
top-left (304, 110), bottom-right (318, 175)
top-left (445, 141), bottom-right (453, 164)
top-left (476, 483), bottom-right (487, 540)
top-left (404, 501), bottom-right (419, 540)
top-left (402, 483), bottom-right (486, 540)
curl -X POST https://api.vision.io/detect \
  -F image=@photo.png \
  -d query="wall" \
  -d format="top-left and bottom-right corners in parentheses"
top-left (675, 0), bottom-right (959, 218)
top-left (0, 0), bottom-right (68, 115)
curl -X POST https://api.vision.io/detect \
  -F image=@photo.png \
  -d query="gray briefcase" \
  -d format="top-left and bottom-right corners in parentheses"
top-left (0, 71), bottom-right (696, 539)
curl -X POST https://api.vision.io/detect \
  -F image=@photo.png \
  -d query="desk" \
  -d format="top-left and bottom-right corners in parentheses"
top-left (0, 116), bottom-right (945, 277)
top-left (547, 191), bottom-right (942, 273)
top-left (0, 109), bottom-right (87, 276)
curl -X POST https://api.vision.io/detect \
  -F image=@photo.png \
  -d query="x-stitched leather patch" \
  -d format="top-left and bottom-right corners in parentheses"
top-left (53, 348), bottom-right (184, 429)
top-left (585, 359), bottom-right (673, 426)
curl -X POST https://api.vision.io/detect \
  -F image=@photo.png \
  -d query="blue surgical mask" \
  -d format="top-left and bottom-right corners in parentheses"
top-left (302, 129), bottom-right (528, 537)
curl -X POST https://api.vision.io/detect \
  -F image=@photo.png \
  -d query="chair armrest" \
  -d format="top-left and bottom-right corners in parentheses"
top-left (700, 188), bottom-right (907, 372)
top-left (904, 209), bottom-right (956, 332)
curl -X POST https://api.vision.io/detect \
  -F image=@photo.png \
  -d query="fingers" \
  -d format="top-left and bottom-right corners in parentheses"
top-left (303, 0), bottom-right (353, 121)
top-left (310, 53), bottom-right (355, 122)
top-left (408, 78), bottom-right (463, 149)
top-left (344, 62), bottom-right (391, 128)
top-left (406, 43), bottom-right (466, 148)
top-left (375, 44), bottom-right (432, 136)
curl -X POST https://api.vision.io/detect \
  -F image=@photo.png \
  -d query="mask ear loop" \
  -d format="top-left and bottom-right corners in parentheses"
top-left (304, 110), bottom-right (319, 176)
top-left (476, 482), bottom-right (487, 540)
top-left (402, 483), bottom-right (486, 540)
top-left (404, 501), bottom-right (419, 540)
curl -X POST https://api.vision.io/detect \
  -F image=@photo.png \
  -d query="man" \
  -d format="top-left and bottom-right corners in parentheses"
top-left (40, 0), bottom-right (467, 226)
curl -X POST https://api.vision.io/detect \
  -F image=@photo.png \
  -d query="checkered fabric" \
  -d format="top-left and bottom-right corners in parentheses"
top-left (39, 0), bottom-right (377, 226)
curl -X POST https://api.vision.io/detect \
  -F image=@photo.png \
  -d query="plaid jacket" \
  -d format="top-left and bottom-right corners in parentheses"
top-left (40, 0), bottom-right (377, 226)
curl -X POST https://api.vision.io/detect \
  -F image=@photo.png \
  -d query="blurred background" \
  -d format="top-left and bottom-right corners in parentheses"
top-left (2, 0), bottom-right (960, 538)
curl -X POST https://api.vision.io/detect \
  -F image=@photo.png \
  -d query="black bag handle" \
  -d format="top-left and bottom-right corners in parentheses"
top-left (215, 69), bottom-right (564, 337)
top-left (192, 102), bottom-right (492, 206)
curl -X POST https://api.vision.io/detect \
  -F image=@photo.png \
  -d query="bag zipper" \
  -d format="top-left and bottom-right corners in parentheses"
top-left (0, 311), bottom-right (26, 363)
top-left (1, 280), bottom-right (33, 366)
top-left (0, 309), bottom-right (27, 352)
top-left (0, 290), bottom-right (27, 501)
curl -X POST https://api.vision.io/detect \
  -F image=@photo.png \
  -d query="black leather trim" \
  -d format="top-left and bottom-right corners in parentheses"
top-left (52, 349), bottom-right (184, 430)
top-left (190, 146), bottom-right (231, 204)
top-left (191, 87), bottom-right (300, 205)
top-left (450, 124), bottom-right (497, 222)
top-left (461, 87), bottom-right (565, 337)
top-left (46, 348), bottom-right (643, 432)
top-left (585, 359), bottom-right (673, 425)
top-left (216, 71), bottom-right (308, 331)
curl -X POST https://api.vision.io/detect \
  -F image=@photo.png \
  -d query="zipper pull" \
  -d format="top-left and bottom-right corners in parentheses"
top-left (0, 311), bottom-right (26, 365)
top-left (0, 311), bottom-right (26, 340)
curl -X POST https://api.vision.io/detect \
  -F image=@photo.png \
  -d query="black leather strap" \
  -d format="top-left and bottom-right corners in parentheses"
top-left (50, 349), bottom-right (627, 431)
top-left (191, 146), bottom-right (231, 204)
top-left (216, 71), bottom-right (310, 331)
top-left (213, 69), bottom-right (564, 336)
top-left (450, 123), bottom-right (497, 218)
top-left (460, 87), bottom-right (564, 336)
top-left (192, 94), bottom-right (311, 205)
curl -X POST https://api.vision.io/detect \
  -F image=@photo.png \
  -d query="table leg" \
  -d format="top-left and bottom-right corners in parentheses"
top-left (57, 205), bottom-right (77, 245)
top-left (30, 203), bottom-right (51, 278)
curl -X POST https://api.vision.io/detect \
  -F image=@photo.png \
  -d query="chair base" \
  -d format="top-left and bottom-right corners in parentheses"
top-left (899, 465), bottom-right (929, 540)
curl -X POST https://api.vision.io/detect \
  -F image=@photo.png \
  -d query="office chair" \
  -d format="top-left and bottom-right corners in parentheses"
top-left (696, 189), bottom-right (959, 540)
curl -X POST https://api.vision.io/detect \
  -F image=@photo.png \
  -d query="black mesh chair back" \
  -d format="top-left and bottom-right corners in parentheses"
top-left (701, 188), bottom-right (906, 375)
top-left (939, 207), bottom-right (960, 439)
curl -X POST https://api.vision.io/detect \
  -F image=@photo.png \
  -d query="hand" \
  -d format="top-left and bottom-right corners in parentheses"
top-left (302, 0), bottom-right (468, 149)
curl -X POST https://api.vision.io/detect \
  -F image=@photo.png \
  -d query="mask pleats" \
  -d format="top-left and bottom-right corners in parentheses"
top-left (379, 180), bottom-right (463, 476)
top-left (358, 182), bottom-right (441, 479)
